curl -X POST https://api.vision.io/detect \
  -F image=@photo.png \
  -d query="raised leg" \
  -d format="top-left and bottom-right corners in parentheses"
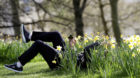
top-left (31, 31), bottom-right (66, 51)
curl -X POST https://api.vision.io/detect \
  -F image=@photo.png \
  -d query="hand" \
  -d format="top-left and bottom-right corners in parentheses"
top-left (69, 38), bottom-right (76, 48)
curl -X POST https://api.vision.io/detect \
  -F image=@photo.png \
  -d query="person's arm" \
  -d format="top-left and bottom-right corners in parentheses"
top-left (68, 35), bottom-right (76, 49)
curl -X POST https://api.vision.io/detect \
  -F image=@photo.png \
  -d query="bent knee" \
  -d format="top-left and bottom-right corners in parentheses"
top-left (34, 40), bottom-right (44, 44)
top-left (53, 31), bottom-right (61, 36)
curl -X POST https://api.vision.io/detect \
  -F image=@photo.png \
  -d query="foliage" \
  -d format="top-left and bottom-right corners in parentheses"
top-left (1, 33), bottom-right (140, 77)
top-left (0, 39), bottom-right (44, 64)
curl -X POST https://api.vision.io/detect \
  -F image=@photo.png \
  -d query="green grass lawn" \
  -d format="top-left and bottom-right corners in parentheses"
top-left (0, 62), bottom-right (74, 78)
top-left (0, 61), bottom-right (136, 78)
top-left (0, 61), bottom-right (101, 78)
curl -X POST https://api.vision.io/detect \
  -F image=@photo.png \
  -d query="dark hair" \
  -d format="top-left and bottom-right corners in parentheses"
top-left (68, 35), bottom-right (73, 39)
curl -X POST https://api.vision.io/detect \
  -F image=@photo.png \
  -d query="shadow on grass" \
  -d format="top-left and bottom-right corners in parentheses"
top-left (1, 62), bottom-right (100, 78)
top-left (110, 70), bottom-right (128, 78)
top-left (2, 64), bottom-right (71, 77)
top-left (3, 68), bottom-right (74, 78)
top-left (3, 68), bottom-right (50, 76)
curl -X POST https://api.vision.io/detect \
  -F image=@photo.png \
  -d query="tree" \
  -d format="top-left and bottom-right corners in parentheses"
top-left (110, 0), bottom-right (122, 45)
top-left (10, 0), bottom-right (21, 38)
top-left (98, 0), bottom-right (109, 36)
top-left (73, 0), bottom-right (87, 37)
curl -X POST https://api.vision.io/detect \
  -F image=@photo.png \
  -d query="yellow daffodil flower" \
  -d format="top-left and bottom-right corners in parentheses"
top-left (129, 36), bottom-right (134, 43)
top-left (77, 35), bottom-right (81, 40)
top-left (128, 43), bottom-right (134, 50)
top-left (104, 45), bottom-right (108, 49)
top-left (79, 45), bottom-right (83, 48)
top-left (132, 53), bottom-right (136, 57)
top-left (94, 36), bottom-right (99, 42)
top-left (110, 39), bottom-right (116, 44)
top-left (84, 40), bottom-right (88, 44)
top-left (90, 33), bottom-right (94, 37)
top-left (57, 45), bottom-right (62, 51)
top-left (136, 35), bottom-right (140, 40)
top-left (105, 36), bottom-right (109, 40)
top-left (111, 44), bottom-right (115, 49)
top-left (133, 42), bottom-right (137, 47)
top-left (84, 33), bottom-right (88, 38)
top-left (52, 60), bottom-right (56, 64)
top-left (134, 35), bottom-right (137, 38)
top-left (88, 37), bottom-right (93, 41)
top-left (97, 32), bottom-right (100, 35)
top-left (120, 34), bottom-right (123, 38)
top-left (75, 37), bottom-right (79, 41)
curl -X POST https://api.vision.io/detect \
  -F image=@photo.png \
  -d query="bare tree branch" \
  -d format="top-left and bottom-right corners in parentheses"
top-left (0, 19), bottom-right (72, 28)
top-left (120, 9), bottom-right (140, 21)
top-left (81, 0), bottom-right (87, 13)
top-left (32, 0), bottom-right (73, 22)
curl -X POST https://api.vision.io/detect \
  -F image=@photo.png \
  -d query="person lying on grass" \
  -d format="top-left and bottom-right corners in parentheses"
top-left (4, 24), bottom-right (100, 72)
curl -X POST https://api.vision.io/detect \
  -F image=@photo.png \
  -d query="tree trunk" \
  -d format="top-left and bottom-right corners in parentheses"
top-left (99, 0), bottom-right (109, 36)
top-left (74, 9), bottom-right (84, 37)
top-left (10, 0), bottom-right (21, 38)
top-left (73, 0), bottom-right (87, 37)
top-left (110, 0), bottom-right (122, 45)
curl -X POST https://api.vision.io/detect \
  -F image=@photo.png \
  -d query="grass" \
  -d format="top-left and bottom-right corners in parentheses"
top-left (0, 61), bottom-right (103, 78)
top-left (0, 62), bottom-right (72, 78)
top-left (0, 34), bottom-right (140, 78)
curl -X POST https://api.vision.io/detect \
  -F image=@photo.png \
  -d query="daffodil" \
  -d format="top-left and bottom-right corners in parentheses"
top-left (132, 53), bottom-right (136, 57)
top-left (123, 40), bottom-right (126, 43)
top-left (133, 42), bottom-right (137, 47)
top-left (52, 60), bottom-right (56, 64)
top-left (111, 44), bottom-right (115, 49)
top-left (57, 45), bottom-right (62, 51)
top-left (88, 37), bottom-right (93, 41)
top-left (138, 41), bottom-right (140, 46)
top-left (120, 34), bottom-right (123, 38)
top-left (134, 35), bottom-right (137, 38)
top-left (79, 45), bottom-right (83, 48)
top-left (136, 35), bottom-right (140, 40)
top-left (84, 40), bottom-right (88, 44)
top-left (93, 36), bottom-right (99, 42)
top-left (77, 35), bottom-right (81, 40)
top-left (138, 39), bottom-right (140, 43)
top-left (129, 37), bottom-right (134, 43)
top-left (110, 39), bottom-right (116, 44)
top-left (90, 33), bottom-right (94, 37)
top-left (75, 37), bottom-right (79, 41)
top-left (104, 44), bottom-right (108, 49)
top-left (84, 33), bottom-right (88, 38)
top-left (97, 32), bottom-right (100, 35)
top-left (105, 36), bottom-right (109, 40)
top-left (128, 43), bottom-right (134, 50)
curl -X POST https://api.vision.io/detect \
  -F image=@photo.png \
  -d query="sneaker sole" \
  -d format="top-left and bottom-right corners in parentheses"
top-left (4, 65), bottom-right (22, 73)
top-left (21, 24), bottom-right (26, 43)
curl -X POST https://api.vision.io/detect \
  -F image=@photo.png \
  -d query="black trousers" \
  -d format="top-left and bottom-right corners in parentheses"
top-left (18, 31), bottom-right (99, 69)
